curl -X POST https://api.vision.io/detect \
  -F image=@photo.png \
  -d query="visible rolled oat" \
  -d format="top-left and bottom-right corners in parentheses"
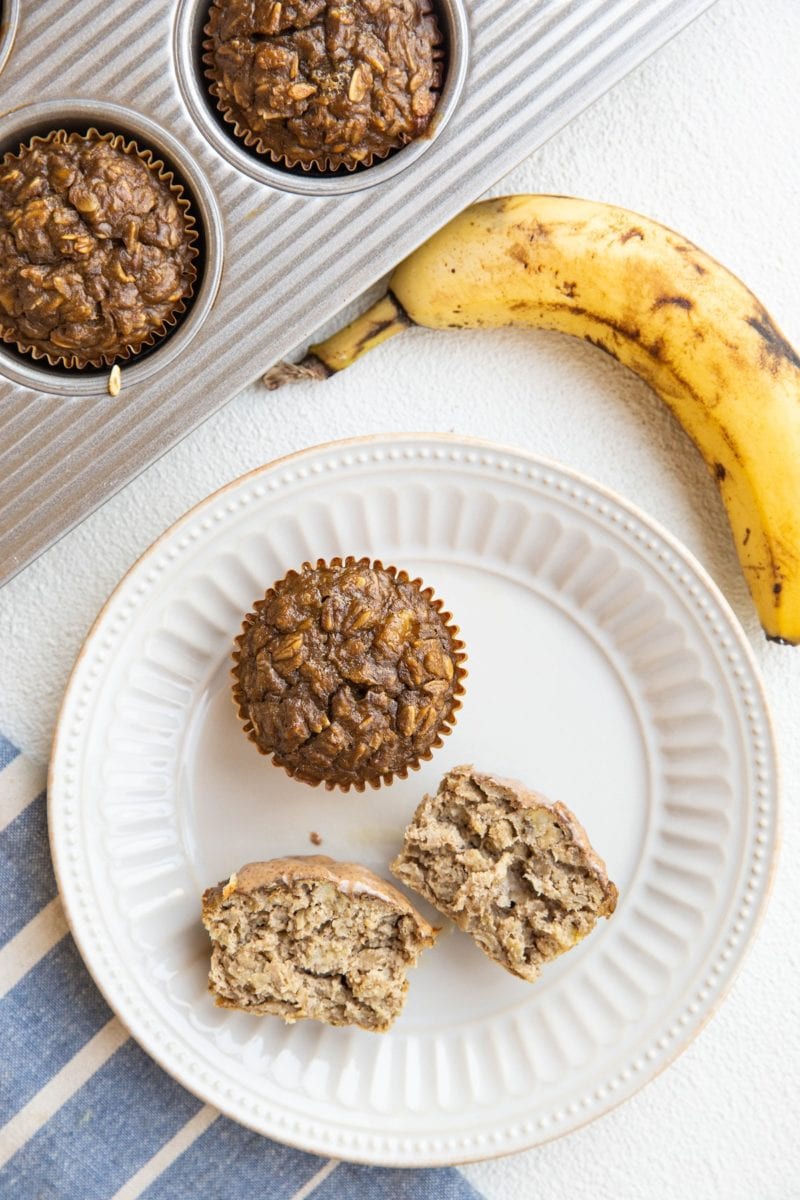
top-left (232, 556), bottom-right (466, 790)
top-left (202, 856), bottom-right (437, 1030)
top-left (391, 766), bottom-right (619, 982)
top-left (204, 0), bottom-right (444, 172)
top-left (107, 364), bottom-right (122, 396)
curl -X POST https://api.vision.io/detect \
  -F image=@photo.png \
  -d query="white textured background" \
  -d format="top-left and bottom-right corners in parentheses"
top-left (2, 0), bottom-right (799, 1195)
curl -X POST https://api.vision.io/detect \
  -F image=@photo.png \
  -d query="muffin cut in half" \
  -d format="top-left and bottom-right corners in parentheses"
top-left (391, 765), bottom-right (618, 982)
top-left (202, 856), bottom-right (437, 1031)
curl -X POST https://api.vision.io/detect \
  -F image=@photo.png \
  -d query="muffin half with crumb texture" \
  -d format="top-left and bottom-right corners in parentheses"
top-left (202, 856), bottom-right (437, 1031)
top-left (391, 765), bottom-right (618, 981)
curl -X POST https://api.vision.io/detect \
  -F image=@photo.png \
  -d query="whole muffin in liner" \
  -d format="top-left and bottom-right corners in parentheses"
top-left (203, 0), bottom-right (444, 173)
top-left (0, 129), bottom-right (198, 369)
top-left (232, 556), bottom-right (467, 791)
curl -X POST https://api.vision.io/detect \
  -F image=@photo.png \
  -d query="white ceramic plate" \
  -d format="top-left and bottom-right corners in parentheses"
top-left (49, 434), bottom-right (778, 1166)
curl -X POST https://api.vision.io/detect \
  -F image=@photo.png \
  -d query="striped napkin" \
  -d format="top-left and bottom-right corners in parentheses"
top-left (0, 733), bottom-right (483, 1198)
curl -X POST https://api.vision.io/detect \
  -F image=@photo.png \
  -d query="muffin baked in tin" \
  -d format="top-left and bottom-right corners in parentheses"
top-left (0, 129), bottom-right (197, 368)
top-left (204, 0), bottom-right (444, 172)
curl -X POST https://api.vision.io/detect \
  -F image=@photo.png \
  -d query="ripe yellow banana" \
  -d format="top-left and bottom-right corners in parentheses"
top-left (264, 195), bottom-right (800, 644)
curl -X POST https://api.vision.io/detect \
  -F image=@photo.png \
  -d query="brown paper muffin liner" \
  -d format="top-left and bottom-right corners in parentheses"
top-left (0, 128), bottom-right (198, 369)
top-left (202, 6), bottom-right (444, 174)
top-left (232, 555), bottom-right (467, 791)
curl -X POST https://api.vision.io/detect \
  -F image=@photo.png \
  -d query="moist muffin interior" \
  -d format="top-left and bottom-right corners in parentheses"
top-left (202, 856), bottom-right (437, 1031)
top-left (233, 557), bottom-right (465, 789)
top-left (0, 131), bottom-right (197, 367)
top-left (391, 765), bottom-right (618, 981)
top-left (204, 0), bottom-right (444, 171)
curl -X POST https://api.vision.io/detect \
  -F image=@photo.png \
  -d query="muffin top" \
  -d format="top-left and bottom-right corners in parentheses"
top-left (0, 132), bottom-right (197, 367)
top-left (232, 557), bottom-right (466, 789)
top-left (204, 0), bottom-right (443, 171)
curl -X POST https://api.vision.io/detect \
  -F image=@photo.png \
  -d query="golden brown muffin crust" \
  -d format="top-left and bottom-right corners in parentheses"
top-left (232, 557), bottom-right (466, 789)
top-left (204, 0), bottom-right (443, 170)
top-left (0, 131), bottom-right (197, 367)
top-left (203, 853), bottom-right (435, 919)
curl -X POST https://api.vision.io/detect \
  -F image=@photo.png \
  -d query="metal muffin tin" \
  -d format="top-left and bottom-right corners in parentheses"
top-left (0, 0), bottom-right (715, 586)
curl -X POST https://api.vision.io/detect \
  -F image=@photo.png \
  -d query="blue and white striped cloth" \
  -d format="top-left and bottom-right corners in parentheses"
top-left (0, 732), bottom-right (484, 1199)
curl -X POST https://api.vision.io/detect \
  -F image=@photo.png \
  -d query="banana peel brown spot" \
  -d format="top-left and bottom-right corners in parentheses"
top-left (743, 534), bottom-right (786, 607)
top-left (517, 219), bottom-right (552, 244)
top-left (718, 423), bottom-right (745, 467)
top-left (746, 308), bottom-right (800, 372)
top-left (743, 528), bottom-right (751, 546)
top-left (714, 462), bottom-right (727, 481)
top-left (585, 335), bottom-right (612, 356)
top-left (558, 280), bottom-right (578, 298)
top-left (558, 302), bottom-right (641, 344)
top-left (673, 244), bottom-right (708, 274)
top-left (620, 227), bottom-right (644, 243)
top-left (716, 332), bottom-right (746, 364)
top-left (652, 295), bottom-right (693, 311)
top-left (358, 316), bottom-right (404, 347)
top-left (509, 243), bottom-right (529, 267)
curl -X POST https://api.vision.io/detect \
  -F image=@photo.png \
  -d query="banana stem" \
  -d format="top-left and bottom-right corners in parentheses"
top-left (262, 292), bottom-right (412, 390)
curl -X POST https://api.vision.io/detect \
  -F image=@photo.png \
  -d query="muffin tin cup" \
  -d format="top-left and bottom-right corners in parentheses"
top-left (0, 99), bottom-right (224, 397)
top-left (174, 0), bottom-right (469, 196)
top-left (201, 0), bottom-right (447, 178)
top-left (0, 0), bottom-right (20, 79)
top-left (0, 0), bottom-right (466, 397)
top-left (232, 555), bottom-right (468, 793)
top-left (0, 127), bottom-right (200, 371)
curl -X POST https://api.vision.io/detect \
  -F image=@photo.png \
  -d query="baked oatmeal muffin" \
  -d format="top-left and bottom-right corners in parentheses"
top-left (232, 556), bottom-right (466, 790)
top-left (202, 855), bottom-right (437, 1030)
top-left (391, 765), bottom-right (618, 981)
top-left (204, 0), bottom-right (443, 171)
top-left (0, 130), bottom-right (197, 367)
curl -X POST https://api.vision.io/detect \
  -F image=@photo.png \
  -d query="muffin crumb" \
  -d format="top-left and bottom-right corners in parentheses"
top-left (391, 765), bottom-right (618, 981)
top-left (202, 855), bottom-right (437, 1030)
